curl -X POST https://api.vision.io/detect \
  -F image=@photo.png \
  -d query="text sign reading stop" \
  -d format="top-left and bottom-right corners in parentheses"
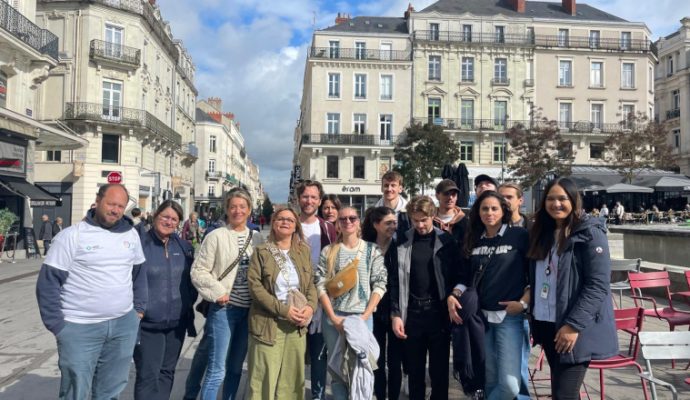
top-left (107, 171), bottom-right (123, 184)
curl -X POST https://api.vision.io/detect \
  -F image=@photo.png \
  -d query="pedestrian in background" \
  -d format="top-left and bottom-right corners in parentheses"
top-left (182, 211), bottom-right (203, 248)
top-left (318, 194), bottom-right (341, 225)
top-left (246, 207), bottom-right (316, 400)
top-left (39, 214), bottom-right (53, 255)
top-left (190, 188), bottom-right (264, 400)
top-left (528, 178), bottom-right (617, 400)
top-left (134, 200), bottom-right (197, 400)
top-left (36, 184), bottom-right (146, 399)
top-left (52, 216), bottom-right (63, 236)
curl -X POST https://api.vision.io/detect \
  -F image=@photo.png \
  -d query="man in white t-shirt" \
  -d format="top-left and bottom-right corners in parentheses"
top-left (297, 180), bottom-right (336, 400)
top-left (36, 184), bottom-right (147, 399)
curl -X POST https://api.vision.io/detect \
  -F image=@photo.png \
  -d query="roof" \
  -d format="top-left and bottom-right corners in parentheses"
top-left (569, 166), bottom-right (688, 191)
top-left (419, 0), bottom-right (627, 22)
top-left (195, 108), bottom-right (218, 124)
top-left (321, 16), bottom-right (409, 34)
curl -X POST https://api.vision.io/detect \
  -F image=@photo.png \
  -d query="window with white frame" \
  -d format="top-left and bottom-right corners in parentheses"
top-left (353, 113), bottom-right (366, 134)
top-left (672, 90), bottom-right (680, 110)
top-left (380, 75), bottom-right (393, 100)
top-left (558, 29), bottom-right (569, 46)
top-left (461, 57), bottom-right (474, 82)
top-left (590, 61), bottom-right (603, 87)
top-left (495, 26), bottom-right (505, 43)
top-left (674, 129), bottom-right (680, 148)
top-left (379, 114), bottom-right (392, 141)
top-left (461, 99), bottom-right (474, 127)
top-left (354, 74), bottom-right (367, 99)
top-left (380, 43), bottom-right (392, 61)
top-left (559, 60), bottom-right (572, 86)
top-left (559, 103), bottom-right (572, 128)
top-left (494, 101), bottom-right (507, 127)
top-left (494, 58), bottom-right (507, 83)
top-left (493, 142), bottom-right (506, 163)
top-left (463, 24), bottom-right (472, 41)
top-left (353, 156), bottom-right (365, 179)
top-left (620, 32), bottom-right (631, 50)
top-left (428, 56), bottom-right (441, 81)
top-left (327, 113), bottom-right (341, 134)
top-left (355, 41), bottom-right (366, 60)
top-left (428, 98), bottom-right (441, 123)
top-left (209, 135), bottom-right (217, 153)
top-left (622, 104), bottom-right (635, 128)
top-left (208, 159), bottom-right (216, 173)
top-left (46, 150), bottom-right (61, 162)
top-left (460, 141), bottom-right (474, 162)
top-left (327, 155), bottom-right (339, 178)
top-left (589, 30), bottom-right (600, 48)
top-left (649, 66), bottom-right (654, 92)
top-left (105, 24), bottom-right (123, 58)
top-left (329, 40), bottom-right (340, 58)
top-left (102, 81), bottom-right (122, 120)
top-left (430, 23), bottom-right (440, 41)
top-left (208, 185), bottom-right (215, 197)
top-left (621, 63), bottom-right (635, 88)
top-left (328, 73), bottom-right (341, 98)
top-left (667, 56), bottom-right (674, 76)
top-left (591, 104), bottom-right (603, 128)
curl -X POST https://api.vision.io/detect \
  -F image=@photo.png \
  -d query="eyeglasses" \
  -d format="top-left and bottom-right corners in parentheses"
top-left (275, 217), bottom-right (296, 224)
top-left (159, 215), bottom-right (180, 224)
top-left (338, 216), bottom-right (359, 223)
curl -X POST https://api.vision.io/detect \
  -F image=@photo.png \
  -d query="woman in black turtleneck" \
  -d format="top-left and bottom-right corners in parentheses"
top-left (389, 196), bottom-right (460, 400)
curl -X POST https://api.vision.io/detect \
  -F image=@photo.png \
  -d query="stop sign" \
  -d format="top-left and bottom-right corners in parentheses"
top-left (107, 171), bottom-right (122, 184)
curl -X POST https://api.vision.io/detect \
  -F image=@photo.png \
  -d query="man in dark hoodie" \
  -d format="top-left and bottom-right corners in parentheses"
top-left (35, 184), bottom-right (147, 400)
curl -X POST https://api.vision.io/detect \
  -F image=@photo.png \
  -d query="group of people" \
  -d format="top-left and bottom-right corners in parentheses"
top-left (36, 170), bottom-right (617, 400)
top-left (37, 214), bottom-right (63, 255)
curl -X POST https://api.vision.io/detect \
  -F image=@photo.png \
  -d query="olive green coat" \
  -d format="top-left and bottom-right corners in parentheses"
top-left (247, 243), bottom-right (317, 345)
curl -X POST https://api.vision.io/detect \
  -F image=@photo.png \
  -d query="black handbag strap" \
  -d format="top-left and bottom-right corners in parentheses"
top-left (217, 230), bottom-right (253, 281)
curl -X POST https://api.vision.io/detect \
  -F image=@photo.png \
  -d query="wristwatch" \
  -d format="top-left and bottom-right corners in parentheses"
top-left (519, 300), bottom-right (529, 312)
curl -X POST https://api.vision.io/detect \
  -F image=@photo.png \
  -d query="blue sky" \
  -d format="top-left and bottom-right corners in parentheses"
top-left (158, 0), bottom-right (690, 202)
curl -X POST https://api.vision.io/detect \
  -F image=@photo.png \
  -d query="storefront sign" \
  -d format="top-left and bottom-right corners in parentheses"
top-left (0, 72), bottom-right (6, 108)
top-left (341, 185), bottom-right (361, 193)
top-left (0, 141), bottom-right (26, 174)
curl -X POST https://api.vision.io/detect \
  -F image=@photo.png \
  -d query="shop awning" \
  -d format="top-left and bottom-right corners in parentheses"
top-left (605, 183), bottom-right (654, 194)
top-left (653, 176), bottom-right (690, 192)
top-left (0, 106), bottom-right (88, 150)
top-left (0, 177), bottom-right (59, 206)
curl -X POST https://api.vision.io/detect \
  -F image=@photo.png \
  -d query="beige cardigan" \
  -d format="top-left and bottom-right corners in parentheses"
top-left (190, 226), bottom-right (264, 302)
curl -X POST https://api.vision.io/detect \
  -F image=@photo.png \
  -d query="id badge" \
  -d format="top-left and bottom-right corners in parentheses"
top-left (540, 283), bottom-right (550, 299)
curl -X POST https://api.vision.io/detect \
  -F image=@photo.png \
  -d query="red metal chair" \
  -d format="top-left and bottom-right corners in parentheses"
top-left (629, 270), bottom-right (690, 368)
top-left (583, 307), bottom-right (649, 400)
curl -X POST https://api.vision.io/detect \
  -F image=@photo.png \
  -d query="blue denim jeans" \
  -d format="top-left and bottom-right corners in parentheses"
top-left (183, 332), bottom-right (209, 399)
top-left (307, 331), bottom-right (327, 400)
top-left (518, 317), bottom-right (531, 400)
top-left (200, 304), bottom-right (249, 400)
top-left (484, 313), bottom-right (526, 400)
top-left (56, 309), bottom-right (139, 400)
top-left (321, 312), bottom-right (373, 400)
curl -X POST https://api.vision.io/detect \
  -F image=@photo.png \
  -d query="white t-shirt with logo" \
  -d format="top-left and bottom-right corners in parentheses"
top-left (302, 220), bottom-right (322, 267)
top-left (44, 221), bottom-right (146, 324)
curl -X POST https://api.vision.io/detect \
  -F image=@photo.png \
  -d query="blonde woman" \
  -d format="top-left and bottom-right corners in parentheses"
top-left (246, 207), bottom-right (317, 399)
top-left (190, 188), bottom-right (264, 400)
top-left (314, 207), bottom-right (387, 400)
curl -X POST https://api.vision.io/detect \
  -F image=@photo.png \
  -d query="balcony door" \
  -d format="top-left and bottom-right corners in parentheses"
top-left (380, 43), bottom-right (392, 61)
top-left (105, 24), bottom-right (123, 58)
top-left (102, 81), bottom-right (122, 121)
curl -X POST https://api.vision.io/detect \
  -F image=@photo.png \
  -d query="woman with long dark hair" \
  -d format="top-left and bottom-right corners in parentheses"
top-left (362, 206), bottom-right (403, 400)
top-left (527, 178), bottom-right (617, 400)
top-left (453, 191), bottom-right (529, 400)
top-left (318, 194), bottom-right (341, 225)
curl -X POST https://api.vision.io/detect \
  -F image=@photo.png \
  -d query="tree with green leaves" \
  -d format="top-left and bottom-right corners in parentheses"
top-left (505, 109), bottom-right (574, 188)
top-left (261, 195), bottom-right (274, 220)
top-left (393, 122), bottom-right (460, 195)
top-left (605, 112), bottom-right (677, 183)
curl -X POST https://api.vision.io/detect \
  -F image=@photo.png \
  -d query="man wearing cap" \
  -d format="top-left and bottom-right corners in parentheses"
top-left (433, 179), bottom-right (468, 246)
top-left (474, 174), bottom-right (499, 196)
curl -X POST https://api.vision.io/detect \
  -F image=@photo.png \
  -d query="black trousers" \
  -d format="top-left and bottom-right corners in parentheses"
top-left (404, 303), bottom-right (450, 400)
top-left (373, 314), bottom-right (404, 400)
top-left (133, 325), bottom-right (186, 400)
top-left (533, 320), bottom-right (590, 400)
top-left (43, 239), bottom-right (51, 255)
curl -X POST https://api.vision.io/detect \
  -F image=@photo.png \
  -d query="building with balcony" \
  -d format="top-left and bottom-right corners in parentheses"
top-left (0, 0), bottom-right (87, 238)
top-left (194, 98), bottom-right (260, 217)
top-left (655, 18), bottom-right (690, 175)
top-left (410, 0), bottom-right (656, 182)
top-left (292, 12), bottom-right (413, 212)
top-left (32, 0), bottom-right (197, 224)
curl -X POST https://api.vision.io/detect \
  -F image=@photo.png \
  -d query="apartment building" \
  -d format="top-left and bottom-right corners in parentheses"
top-left (410, 0), bottom-right (656, 181)
top-left (194, 98), bottom-right (261, 216)
top-left (32, 0), bottom-right (198, 224)
top-left (655, 17), bottom-right (690, 175)
top-left (0, 0), bottom-right (86, 235)
top-left (293, 13), bottom-right (413, 212)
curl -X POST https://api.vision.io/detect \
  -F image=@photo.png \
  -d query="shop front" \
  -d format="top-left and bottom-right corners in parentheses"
top-left (321, 183), bottom-right (383, 216)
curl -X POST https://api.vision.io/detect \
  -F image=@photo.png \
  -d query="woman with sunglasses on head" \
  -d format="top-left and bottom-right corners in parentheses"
top-left (246, 207), bottom-right (317, 400)
top-left (527, 178), bottom-right (616, 400)
top-left (451, 191), bottom-right (529, 400)
top-left (314, 206), bottom-right (387, 400)
top-left (191, 188), bottom-right (265, 400)
top-left (362, 206), bottom-right (403, 400)
top-left (318, 194), bottom-right (341, 225)
top-left (134, 200), bottom-right (197, 400)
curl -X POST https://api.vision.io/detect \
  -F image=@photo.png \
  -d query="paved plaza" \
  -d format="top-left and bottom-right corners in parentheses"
top-left (0, 233), bottom-right (688, 399)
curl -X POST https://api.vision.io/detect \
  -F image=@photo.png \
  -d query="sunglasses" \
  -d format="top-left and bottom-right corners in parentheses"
top-left (338, 216), bottom-right (359, 223)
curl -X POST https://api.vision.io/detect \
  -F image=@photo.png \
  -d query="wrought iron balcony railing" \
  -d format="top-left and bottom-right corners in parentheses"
top-left (63, 102), bottom-right (181, 147)
top-left (524, 79), bottom-right (534, 87)
top-left (301, 134), bottom-right (397, 146)
top-left (0, 0), bottom-right (58, 60)
top-left (491, 77), bottom-right (510, 86)
top-left (206, 171), bottom-right (223, 180)
top-left (413, 30), bottom-right (656, 55)
top-left (89, 39), bottom-right (140, 67)
top-left (183, 142), bottom-right (198, 159)
top-left (666, 109), bottom-right (681, 120)
top-left (309, 47), bottom-right (412, 61)
top-left (413, 118), bottom-right (633, 135)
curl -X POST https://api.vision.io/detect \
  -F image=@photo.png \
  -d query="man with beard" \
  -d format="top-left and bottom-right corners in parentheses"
top-left (433, 179), bottom-right (468, 246)
top-left (36, 184), bottom-right (147, 399)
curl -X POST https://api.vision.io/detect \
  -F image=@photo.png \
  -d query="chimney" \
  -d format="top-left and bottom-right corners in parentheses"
top-left (208, 111), bottom-right (222, 123)
top-left (207, 97), bottom-right (222, 112)
top-left (562, 0), bottom-right (576, 16)
top-left (335, 13), bottom-right (350, 25)
top-left (404, 3), bottom-right (415, 19)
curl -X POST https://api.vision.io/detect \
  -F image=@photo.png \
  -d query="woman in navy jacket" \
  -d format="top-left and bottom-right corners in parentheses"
top-left (527, 178), bottom-right (617, 400)
top-left (134, 200), bottom-right (197, 400)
